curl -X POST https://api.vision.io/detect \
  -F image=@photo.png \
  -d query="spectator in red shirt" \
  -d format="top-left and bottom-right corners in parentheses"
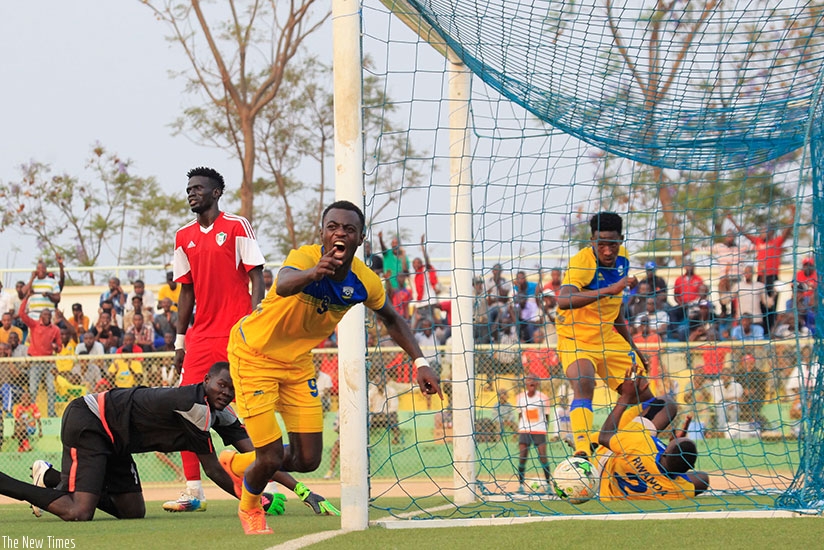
top-left (727, 204), bottom-right (795, 335)
top-left (673, 261), bottom-right (704, 308)
top-left (19, 293), bottom-right (62, 417)
top-left (796, 257), bottom-right (818, 306)
top-left (541, 267), bottom-right (563, 295)
top-left (116, 333), bottom-right (144, 361)
top-left (386, 272), bottom-right (413, 322)
top-left (411, 234), bottom-right (441, 305)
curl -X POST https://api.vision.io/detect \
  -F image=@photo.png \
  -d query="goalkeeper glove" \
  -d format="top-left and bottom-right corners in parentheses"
top-left (294, 482), bottom-right (341, 516)
top-left (261, 492), bottom-right (287, 516)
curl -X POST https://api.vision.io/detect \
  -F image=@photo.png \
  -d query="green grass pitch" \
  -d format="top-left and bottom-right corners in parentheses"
top-left (2, 497), bottom-right (823, 550)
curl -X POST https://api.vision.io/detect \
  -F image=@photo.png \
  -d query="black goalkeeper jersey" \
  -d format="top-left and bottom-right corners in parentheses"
top-left (79, 384), bottom-right (247, 455)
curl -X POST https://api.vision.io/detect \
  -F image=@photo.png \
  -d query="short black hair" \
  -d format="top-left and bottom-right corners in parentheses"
top-left (665, 439), bottom-right (698, 473)
top-left (208, 361), bottom-right (231, 376)
top-left (321, 200), bottom-right (365, 233)
top-left (590, 212), bottom-right (623, 235)
top-left (187, 167), bottom-right (226, 192)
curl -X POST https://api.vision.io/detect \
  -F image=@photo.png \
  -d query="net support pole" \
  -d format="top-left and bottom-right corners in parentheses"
top-left (448, 54), bottom-right (476, 505)
top-left (332, 0), bottom-right (369, 532)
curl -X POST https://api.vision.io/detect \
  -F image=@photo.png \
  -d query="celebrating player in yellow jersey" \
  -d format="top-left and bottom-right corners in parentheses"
top-left (556, 212), bottom-right (654, 458)
top-left (225, 200), bottom-right (442, 535)
top-left (596, 372), bottom-right (710, 500)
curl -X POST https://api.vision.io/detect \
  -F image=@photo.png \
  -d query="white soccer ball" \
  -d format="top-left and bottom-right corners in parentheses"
top-left (552, 457), bottom-right (596, 504)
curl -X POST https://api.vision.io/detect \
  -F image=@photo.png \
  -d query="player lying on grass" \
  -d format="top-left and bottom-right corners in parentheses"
top-left (0, 362), bottom-right (336, 521)
top-left (594, 370), bottom-right (710, 500)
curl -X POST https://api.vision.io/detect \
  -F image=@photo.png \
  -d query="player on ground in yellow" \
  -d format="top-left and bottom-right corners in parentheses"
top-left (556, 212), bottom-right (655, 458)
top-left (596, 371), bottom-right (710, 500)
top-left (226, 200), bottom-right (441, 535)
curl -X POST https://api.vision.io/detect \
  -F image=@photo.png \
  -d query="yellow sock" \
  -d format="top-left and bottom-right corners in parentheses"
top-left (240, 482), bottom-right (262, 512)
top-left (570, 405), bottom-right (593, 456)
top-left (230, 451), bottom-right (257, 477)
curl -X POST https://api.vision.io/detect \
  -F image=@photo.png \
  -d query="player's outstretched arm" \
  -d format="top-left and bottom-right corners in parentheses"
top-left (198, 452), bottom-right (241, 498)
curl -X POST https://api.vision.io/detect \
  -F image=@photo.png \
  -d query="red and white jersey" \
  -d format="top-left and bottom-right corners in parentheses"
top-left (173, 212), bottom-right (265, 338)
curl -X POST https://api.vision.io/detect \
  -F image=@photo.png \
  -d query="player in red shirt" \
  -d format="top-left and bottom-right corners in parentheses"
top-left (164, 167), bottom-right (266, 512)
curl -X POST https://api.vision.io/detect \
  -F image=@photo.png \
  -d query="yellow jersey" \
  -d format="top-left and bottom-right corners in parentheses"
top-left (598, 421), bottom-right (696, 500)
top-left (229, 244), bottom-right (386, 369)
top-left (108, 358), bottom-right (143, 389)
top-left (556, 245), bottom-right (630, 341)
top-left (55, 340), bottom-right (77, 373)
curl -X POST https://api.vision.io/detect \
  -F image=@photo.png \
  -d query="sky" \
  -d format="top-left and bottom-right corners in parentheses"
top-left (0, 1), bottom-right (231, 276)
top-left (0, 1), bottom-right (584, 287)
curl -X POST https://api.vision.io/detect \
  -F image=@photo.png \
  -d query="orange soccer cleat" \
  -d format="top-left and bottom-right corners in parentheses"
top-left (238, 506), bottom-right (273, 535)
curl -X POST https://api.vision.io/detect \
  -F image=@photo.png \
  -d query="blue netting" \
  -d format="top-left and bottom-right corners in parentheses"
top-left (403, 0), bottom-right (824, 171)
top-left (373, 0), bottom-right (824, 512)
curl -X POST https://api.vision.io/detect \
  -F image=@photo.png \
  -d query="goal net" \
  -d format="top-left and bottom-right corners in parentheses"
top-left (352, 0), bottom-right (824, 521)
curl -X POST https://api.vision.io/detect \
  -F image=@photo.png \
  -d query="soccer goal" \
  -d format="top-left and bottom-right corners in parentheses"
top-left (332, 0), bottom-right (824, 530)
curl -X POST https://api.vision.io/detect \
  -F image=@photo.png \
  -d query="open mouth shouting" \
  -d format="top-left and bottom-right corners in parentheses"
top-left (332, 240), bottom-right (346, 257)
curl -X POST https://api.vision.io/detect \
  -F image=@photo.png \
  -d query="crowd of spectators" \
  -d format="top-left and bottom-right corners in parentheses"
top-left (0, 261), bottom-right (187, 438)
top-left (0, 224), bottom-right (818, 440)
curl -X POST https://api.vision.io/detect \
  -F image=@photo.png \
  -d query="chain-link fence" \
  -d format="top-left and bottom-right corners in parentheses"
top-left (0, 340), bottom-right (811, 486)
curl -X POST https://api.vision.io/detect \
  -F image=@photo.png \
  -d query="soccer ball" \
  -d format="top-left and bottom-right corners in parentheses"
top-left (552, 457), bottom-right (596, 504)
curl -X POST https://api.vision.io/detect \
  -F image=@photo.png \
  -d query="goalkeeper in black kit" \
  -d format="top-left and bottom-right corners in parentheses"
top-left (0, 362), bottom-right (336, 521)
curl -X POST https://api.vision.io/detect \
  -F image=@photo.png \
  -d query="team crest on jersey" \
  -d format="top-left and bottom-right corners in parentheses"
top-left (342, 286), bottom-right (354, 299)
top-left (216, 232), bottom-right (227, 246)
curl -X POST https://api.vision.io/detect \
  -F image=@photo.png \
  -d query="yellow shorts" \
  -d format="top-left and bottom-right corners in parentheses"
top-left (557, 329), bottom-right (646, 391)
top-left (227, 346), bottom-right (323, 442)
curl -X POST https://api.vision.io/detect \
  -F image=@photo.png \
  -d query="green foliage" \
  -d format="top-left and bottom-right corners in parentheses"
top-left (0, 145), bottom-right (188, 284)
top-left (252, 55), bottom-right (431, 254)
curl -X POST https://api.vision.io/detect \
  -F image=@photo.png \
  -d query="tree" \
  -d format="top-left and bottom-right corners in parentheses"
top-left (251, 55), bottom-right (430, 255)
top-left (141, 0), bottom-right (329, 222)
top-left (0, 145), bottom-right (188, 284)
top-left (582, 0), bottom-right (821, 262)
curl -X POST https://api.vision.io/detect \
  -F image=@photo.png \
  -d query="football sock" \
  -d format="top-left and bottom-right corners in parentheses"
top-left (230, 451), bottom-right (257, 477)
top-left (542, 462), bottom-right (551, 482)
top-left (181, 450), bottom-right (201, 480)
top-left (517, 464), bottom-right (526, 484)
top-left (186, 480), bottom-right (203, 499)
top-left (0, 472), bottom-right (65, 511)
top-left (240, 478), bottom-right (263, 511)
top-left (43, 467), bottom-right (61, 489)
top-left (570, 399), bottom-right (594, 456)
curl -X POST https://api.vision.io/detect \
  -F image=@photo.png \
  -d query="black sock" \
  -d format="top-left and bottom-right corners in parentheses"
top-left (542, 463), bottom-right (551, 483)
top-left (517, 464), bottom-right (526, 484)
top-left (44, 467), bottom-right (61, 489)
top-left (0, 472), bottom-right (66, 510)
